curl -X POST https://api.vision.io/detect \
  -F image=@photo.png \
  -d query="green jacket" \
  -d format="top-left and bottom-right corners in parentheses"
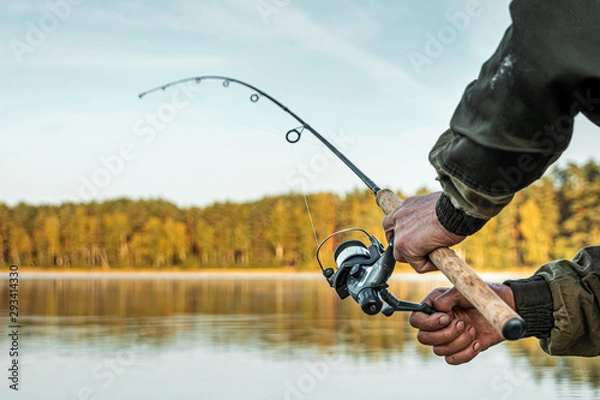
top-left (430, 0), bottom-right (600, 355)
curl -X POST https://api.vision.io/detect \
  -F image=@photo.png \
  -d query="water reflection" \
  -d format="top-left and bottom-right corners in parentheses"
top-left (3, 276), bottom-right (425, 355)
top-left (1, 275), bottom-right (599, 399)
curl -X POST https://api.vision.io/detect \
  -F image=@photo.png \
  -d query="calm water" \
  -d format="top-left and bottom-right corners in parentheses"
top-left (1, 273), bottom-right (599, 400)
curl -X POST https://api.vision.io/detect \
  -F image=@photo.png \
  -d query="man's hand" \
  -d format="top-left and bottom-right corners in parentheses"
top-left (382, 191), bottom-right (465, 273)
top-left (409, 284), bottom-right (516, 365)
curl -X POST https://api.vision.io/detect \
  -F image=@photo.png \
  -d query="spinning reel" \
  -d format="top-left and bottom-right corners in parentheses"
top-left (317, 228), bottom-right (435, 317)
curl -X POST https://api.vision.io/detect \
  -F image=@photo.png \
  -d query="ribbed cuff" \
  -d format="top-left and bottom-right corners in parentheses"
top-left (435, 193), bottom-right (488, 236)
top-left (504, 276), bottom-right (554, 339)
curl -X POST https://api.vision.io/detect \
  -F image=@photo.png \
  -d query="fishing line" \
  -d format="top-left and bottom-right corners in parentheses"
top-left (247, 88), bottom-right (321, 248)
top-left (232, 84), bottom-right (322, 247)
top-left (254, 102), bottom-right (323, 248)
top-left (303, 194), bottom-right (320, 247)
top-left (251, 93), bottom-right (321, 247)
top-left (290, 148), bottom-right (320, 247)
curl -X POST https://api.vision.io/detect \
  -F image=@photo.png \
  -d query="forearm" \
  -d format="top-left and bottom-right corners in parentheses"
top-left (429, 129), bottom-right (562, 235)
top-left (506, 246), bottom-right (600, 356)
top-left (420, 0), bottom-right (600, 358)
top-left (429, 0), bottom-right (600, 235)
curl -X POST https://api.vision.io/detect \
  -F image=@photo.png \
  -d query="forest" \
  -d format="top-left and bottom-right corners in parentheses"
top-left (1, 161), bottom-right (599, 271)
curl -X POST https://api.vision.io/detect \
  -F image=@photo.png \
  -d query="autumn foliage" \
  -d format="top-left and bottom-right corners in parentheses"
top-left (1, 161), bottom-right (598, 270)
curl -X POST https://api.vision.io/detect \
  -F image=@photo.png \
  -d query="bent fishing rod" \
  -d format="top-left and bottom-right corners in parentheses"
top-left (139, 75), bottom-right (525, 340)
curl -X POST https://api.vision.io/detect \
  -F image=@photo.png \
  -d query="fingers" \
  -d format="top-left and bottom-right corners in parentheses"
top-left (416, 319), bottom-right (472, 347)
top-left (382, 212), bottom-right (397, 241)
top-left (420, 288), bottom-right (448, 308)
top-left (413, 317), bottom-right (482, 365)
top-left (431, 324), bottom-right (477, 354)
top-left (410, 286), bottom-right (480, 364)
top-left (391, 245), bottom-right (407, 264)
top-left (407, 257), bottom-right (438, 274)
top-left (409, 312), bottom-right (452, 332)
top-left (442, 326), bottom-right (508, 365)
top-left (391, 240), bottom-right (436, 273)
top-left (444, 341), bottom-right (482, 365)
top-left (381, 192), bottom-right (468, 275)
top-left (409, 285), bottom-right (506, 365)
top-left (409, 287), bottom-right (451, 333)
top-left (432, 287), bottom-right (474, 312)
top-left (409, 288), bottom-right (450, 333)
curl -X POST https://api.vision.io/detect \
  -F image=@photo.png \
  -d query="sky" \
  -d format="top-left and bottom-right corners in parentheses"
top-left (2, 0), bottom-right (598, 207)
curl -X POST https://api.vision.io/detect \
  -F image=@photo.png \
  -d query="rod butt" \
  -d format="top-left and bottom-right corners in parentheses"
top-left (502, 318), bottom-right (526, 341)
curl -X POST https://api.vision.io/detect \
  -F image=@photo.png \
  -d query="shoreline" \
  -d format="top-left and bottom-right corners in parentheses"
top-left (14, 269), bottom-right (534, 281)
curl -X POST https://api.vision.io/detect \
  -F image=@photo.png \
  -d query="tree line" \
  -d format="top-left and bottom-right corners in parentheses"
top-left (1, 161), bottom-right (598, 270)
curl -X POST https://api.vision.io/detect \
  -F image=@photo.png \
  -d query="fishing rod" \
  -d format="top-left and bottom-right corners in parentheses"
top-left (139, 75), bottom-right (525, 340)
top-left (139, 76), bottom-right (381, 194)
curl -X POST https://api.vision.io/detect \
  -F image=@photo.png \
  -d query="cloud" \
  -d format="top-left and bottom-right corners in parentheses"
top-left (81, 1), bottom-right (422, 94)
top-left (460, 0), bottom-right (512, 61)
top-left (4, 110), bottom-right (141, 143)
top-left (84, 8), bottom-right (150, 29)
top-left (240, 3), bottom-right (439, 109)
top-left (6, 2), bottom-right (49, 14)
top-left (4, 44), bottom-right (228, 68)
top-left (84, 1), bottom-right (271, 41)
top-left (273, 7), bottom-right (419, 89)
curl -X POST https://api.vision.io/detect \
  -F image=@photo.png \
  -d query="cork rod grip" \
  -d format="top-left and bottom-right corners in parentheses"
top-left (376, 189), bottom-right (525, 340)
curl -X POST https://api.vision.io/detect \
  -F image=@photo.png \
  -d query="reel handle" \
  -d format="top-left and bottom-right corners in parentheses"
top-left (376, 189), bottom-right (525, 341)
top-left (357, 288), bottom-right (383, 315)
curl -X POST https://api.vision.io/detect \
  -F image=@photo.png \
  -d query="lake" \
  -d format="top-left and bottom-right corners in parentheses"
top-left (1, 273), bottom-right (599, 399)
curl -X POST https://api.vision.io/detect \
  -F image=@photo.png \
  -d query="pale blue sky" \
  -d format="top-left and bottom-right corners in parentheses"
top-left (2, 0), bottom-right (598, 206)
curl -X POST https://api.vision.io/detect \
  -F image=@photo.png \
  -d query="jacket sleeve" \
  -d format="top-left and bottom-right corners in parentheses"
top-left (505, 246), bottom-right (600, 356)
top-left (430, 0), bottom-right (600, 236)
top-left (429, 0), bottom-right (600, 356)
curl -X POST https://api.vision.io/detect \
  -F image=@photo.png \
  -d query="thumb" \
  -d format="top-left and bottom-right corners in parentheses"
top-left (433, 287), bottom-right (474, 312)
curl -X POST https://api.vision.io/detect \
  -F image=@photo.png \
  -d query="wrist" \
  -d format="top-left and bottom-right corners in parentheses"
top-left (435, 192), bottom-right (488, 236)
top-left (504, 276), bottom-right (554, 339)
top-left (490, 283), bottom-right (516, 311)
